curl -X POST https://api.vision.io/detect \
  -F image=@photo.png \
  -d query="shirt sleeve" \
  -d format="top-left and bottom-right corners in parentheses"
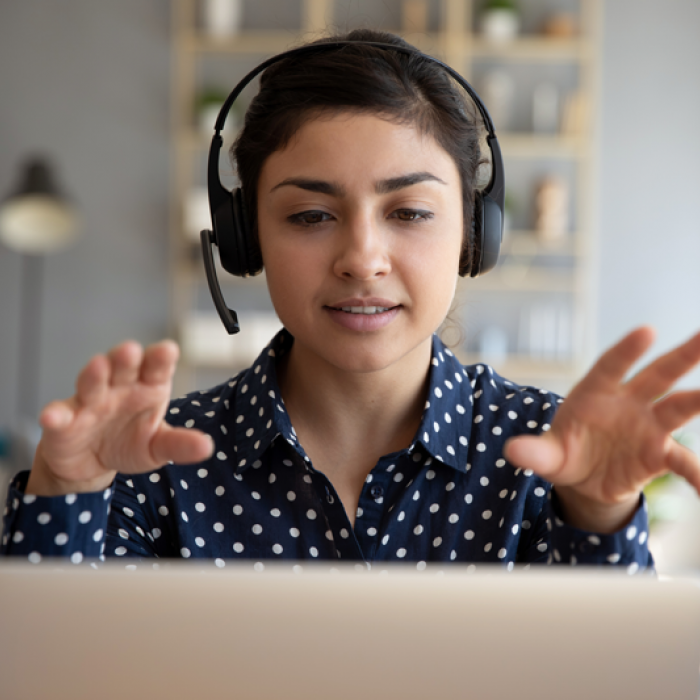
top-left (518, 485), bottom-right (653, 571)
top-left (546, 489), bottom-right (653, 571)
top-left (1, 469), bottom-right (175, 563)
top-left (1, 471), bottom-right (114, 563)
top-left (101, 475), bottom-right (166, 559)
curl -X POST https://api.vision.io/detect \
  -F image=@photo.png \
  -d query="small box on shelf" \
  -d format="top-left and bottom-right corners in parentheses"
top-left (180, 312), bottom-right (282, 369)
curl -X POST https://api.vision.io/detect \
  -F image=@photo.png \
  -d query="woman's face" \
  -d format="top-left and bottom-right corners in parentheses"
top-left (257, 111), bottom-right (464, 377)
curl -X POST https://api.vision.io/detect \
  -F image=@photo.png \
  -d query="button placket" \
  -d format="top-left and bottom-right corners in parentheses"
top-left (314, 476), bottom-right (364, 561)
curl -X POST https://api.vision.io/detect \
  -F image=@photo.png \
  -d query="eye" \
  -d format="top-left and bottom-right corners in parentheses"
top-left (390, 209), bottom-right (434, 223)
top-left (288, 210), bottom-right (333, 227)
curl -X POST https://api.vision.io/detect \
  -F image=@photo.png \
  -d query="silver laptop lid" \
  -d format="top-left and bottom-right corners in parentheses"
top-left (1, 563), bottom-right (699, 700)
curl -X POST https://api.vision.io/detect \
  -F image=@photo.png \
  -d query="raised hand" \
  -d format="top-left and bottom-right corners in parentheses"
top-left (27, 340), bottom-right (214, 496)
top-left (504, 327), bottom-right (700, 533)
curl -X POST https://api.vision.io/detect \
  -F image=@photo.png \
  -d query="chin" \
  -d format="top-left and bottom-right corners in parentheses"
top-left (304, 331), bottom-right (432, 376)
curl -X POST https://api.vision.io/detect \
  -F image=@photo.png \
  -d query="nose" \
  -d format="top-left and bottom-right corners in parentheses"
top-left (332, 213), bottom-right (392, 281)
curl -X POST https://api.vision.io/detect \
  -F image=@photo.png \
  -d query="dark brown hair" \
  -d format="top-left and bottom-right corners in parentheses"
top-left (232, 28), bottom-right (483, 273)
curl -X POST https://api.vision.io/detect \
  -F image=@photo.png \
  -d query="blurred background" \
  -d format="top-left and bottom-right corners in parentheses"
top-left (0, 0), bottom-right (699, 571)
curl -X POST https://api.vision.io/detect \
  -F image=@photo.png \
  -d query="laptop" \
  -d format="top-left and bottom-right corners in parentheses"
top-left (1, 561), bottom-right (699, 700)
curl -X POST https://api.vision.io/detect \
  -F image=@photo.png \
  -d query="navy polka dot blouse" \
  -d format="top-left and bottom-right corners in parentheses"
top-left (1, 330), bottom-right (652, 571)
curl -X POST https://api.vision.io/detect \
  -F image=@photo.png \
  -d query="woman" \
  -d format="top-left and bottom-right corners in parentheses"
top-left (3, 30), bottom-right (700, 568)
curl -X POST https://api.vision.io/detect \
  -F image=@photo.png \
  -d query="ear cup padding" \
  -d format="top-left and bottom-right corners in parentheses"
top-left (212, 189), bottom-right (242, 276)
top-left (477, 193), bottom-right (502, 277)
top-left (216, 188), bottom-right (263, 277)
top-left (230, 188), bottom-right (250, 276)
top-left (235, 189), bottom-right (263, 275)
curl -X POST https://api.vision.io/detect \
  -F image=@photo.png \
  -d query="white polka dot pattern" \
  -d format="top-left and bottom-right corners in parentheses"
top-left (1, 330), bottom-right (652, 572)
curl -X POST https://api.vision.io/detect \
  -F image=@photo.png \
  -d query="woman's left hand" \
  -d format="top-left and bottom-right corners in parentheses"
top-left (503, 326), bottom-right (700, 533)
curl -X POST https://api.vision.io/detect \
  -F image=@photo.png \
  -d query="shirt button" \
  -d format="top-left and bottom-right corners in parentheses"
top-left (370, 485), bottom-right (384, 500)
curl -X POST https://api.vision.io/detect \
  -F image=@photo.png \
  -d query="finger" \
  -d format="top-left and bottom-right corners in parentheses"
top-left (503, 434), bottom-right (566, 479)
top-left (148, 424), bottom-right (214, 467)
top-left (574, 327), bottom-right (655, 395)
top-left (39, 399), bottom-right (76, 432)
top-left (626, 329), bottom-right (700, 402)
top-left (653, 390), bottom-right (700, 433)
top-left (75, 353), bottom-right (110, 407)
top-left (664, 440), bottom-right (700, 495)
top-left (139, 340), bottom-right (179, 386)
top-left (108, 341), bottom-right (143, 387)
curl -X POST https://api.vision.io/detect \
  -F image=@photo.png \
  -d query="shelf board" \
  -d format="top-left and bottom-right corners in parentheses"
top-left (469, 36), bottom-right (590, 62)
top-left (182, 29), bottom-right (445, 58)
top-left (499, 133), bottom-right (588, 158)
top-left (463, 267), bottom-right (575, 292)
top-left (178, 31), bottom-right (592, 64)
top-left (180, 30), bottom-right (302, 55)
top-left (456, 352), bottom-right (577, 381)
top-left (500, 231), bottom-right (579, 258)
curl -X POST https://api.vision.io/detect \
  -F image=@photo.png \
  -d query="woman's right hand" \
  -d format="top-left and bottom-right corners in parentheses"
top-left (26, 340), bottom-right (214, 496)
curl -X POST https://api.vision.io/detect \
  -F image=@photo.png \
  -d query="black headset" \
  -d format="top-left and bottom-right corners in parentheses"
top-left (200, 41), bottom-right (505, 334)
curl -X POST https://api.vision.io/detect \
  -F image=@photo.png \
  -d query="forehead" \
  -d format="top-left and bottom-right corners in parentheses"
top-left (258, 111), bottom-right (459, 188)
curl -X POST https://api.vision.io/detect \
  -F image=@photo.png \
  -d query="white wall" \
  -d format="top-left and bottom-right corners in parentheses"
top-left (597, 0), bottom-right (700, 402)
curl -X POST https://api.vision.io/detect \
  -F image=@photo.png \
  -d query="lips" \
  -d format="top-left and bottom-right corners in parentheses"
top-left (324, 298), bottom-right (402, 331)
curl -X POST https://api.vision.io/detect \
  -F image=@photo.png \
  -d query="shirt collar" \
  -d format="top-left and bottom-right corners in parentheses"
top-left (232, 329), bottom-right (303, 472)
top-left (413, 334), bottom-right (474, 474)
top-left (232, 330), bottom-right (475, 474)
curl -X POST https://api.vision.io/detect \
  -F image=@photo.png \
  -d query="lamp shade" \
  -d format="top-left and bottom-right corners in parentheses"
top-left (0, 159), bottom-right (80, 254)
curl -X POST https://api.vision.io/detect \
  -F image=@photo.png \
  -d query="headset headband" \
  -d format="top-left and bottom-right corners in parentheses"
top-left (209, 41), bottom-right (504, 213)
top-left (214, 41), bottom-right (498, 135)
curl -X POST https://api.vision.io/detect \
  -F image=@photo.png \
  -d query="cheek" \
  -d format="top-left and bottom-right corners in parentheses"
top-left (420, 228), bottom-right (463, 314)
top-left (406, 221), bottom-right (463, 284)
top-left (259, 233), bottom-right (324, 319)
top-left (403, 239), bottom-right (461, 317)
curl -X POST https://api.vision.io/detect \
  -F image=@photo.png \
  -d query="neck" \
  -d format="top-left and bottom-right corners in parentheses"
top-left (277, 336), bottom-right (432, 464)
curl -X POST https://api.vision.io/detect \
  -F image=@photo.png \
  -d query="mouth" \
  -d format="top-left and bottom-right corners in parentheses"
top-left (325, 297), bottom-right (401, 314)
top-left (323, 300), bottom-right (402, 331)
top-left (332, 305), bottom-right (396, 315)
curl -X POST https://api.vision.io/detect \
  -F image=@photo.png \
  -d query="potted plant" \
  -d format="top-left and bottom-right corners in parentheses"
top-left (479, 0), bottom-right (520, 43)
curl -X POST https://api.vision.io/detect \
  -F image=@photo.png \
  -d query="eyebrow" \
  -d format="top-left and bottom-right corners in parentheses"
top-left (269, 171), bottom-right (447, 196)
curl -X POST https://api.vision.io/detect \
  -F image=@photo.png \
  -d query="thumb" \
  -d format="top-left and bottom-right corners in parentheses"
top-left (503, 434), bottom-right (565, 479)
top-left (149, 424), bottom-right (215, 467)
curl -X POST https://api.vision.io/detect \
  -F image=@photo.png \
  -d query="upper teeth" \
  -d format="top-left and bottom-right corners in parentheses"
top-left (341, 306), bottom-right (390, 314)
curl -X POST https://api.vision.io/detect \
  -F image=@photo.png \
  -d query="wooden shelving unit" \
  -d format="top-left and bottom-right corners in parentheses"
top-left (169, 0), bottom-right (602, 396)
